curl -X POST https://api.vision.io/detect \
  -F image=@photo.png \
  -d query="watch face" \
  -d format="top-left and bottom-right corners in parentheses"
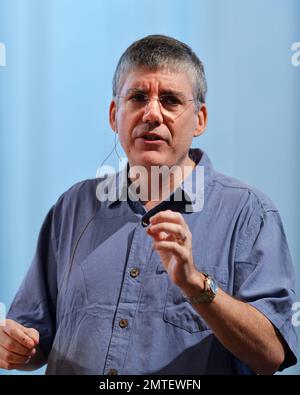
top-left (184, 275), bottom-right (219, 304)
top-left (210, 277), bottom-right (218, 294)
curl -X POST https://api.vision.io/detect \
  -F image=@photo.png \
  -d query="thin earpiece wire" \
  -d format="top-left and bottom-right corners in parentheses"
top-left (60, 130), bottom-right (123, 299)
top-left (114, 131), bottom-right (122, 161)
top-left (96, 132), bottom-right (122, 172)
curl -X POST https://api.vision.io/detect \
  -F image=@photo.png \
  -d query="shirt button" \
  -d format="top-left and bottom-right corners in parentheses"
top-left (130, 268), bottom-right (140, 278)
top-left (107, 368), bottom-right (118, 375)
top-left (119, 319), bottom-right (128, 328)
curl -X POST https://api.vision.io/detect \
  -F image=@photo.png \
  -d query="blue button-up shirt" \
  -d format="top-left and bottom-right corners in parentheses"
top-left (7, 149), bottom-right (297, 374)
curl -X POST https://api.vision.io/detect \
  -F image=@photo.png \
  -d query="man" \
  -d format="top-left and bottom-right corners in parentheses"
top-left (0, 35), bottom-right (297, 375)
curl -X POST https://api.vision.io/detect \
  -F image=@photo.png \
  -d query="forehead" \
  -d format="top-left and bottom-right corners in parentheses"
top-left (119, 67), bottom-right (194, 96)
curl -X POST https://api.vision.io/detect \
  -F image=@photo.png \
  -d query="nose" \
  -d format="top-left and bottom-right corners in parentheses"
top-left (142, 98), bottom-right (163, 125)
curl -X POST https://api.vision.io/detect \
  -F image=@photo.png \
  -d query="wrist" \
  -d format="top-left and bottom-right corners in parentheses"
top-left (180, 270), bottom-right (206, 298)
top-left (181, 271), bottom-right (219, 304)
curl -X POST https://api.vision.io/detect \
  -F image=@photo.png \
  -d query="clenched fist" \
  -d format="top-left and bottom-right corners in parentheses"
top-left (0, 319), bottom-right (39, 370)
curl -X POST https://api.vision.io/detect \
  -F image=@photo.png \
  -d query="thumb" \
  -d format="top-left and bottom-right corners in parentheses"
top-left (23, 327), bottom-right (39, 345)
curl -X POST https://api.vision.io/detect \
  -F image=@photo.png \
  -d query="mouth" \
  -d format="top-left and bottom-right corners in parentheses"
top-left (139, 132), bottom-right (167, 143)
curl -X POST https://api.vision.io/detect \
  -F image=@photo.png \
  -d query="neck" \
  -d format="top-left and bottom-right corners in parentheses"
top-left (129, 156), bottom-right (196, 210)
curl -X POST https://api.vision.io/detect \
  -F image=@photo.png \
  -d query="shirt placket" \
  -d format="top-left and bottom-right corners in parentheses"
top-left (103, 219), bottom-right (152, 375)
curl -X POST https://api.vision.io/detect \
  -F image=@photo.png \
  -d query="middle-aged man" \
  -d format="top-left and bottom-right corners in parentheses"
top-left (0, 35), bottom-right (297, 375)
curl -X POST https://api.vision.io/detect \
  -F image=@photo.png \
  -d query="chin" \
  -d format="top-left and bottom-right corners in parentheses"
top-left (134, 151), bottom-right (169, 168)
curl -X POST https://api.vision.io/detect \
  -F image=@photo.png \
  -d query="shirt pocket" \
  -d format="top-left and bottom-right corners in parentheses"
top-left (163, 282), bottom-right (210, 333)
top-left (159, 248), bottom-right (227, 333)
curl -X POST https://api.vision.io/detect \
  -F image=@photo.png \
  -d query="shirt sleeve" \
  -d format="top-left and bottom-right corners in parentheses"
top-left (7, 204), bottom-right (58, 358)
top-left (233, 192), bottom-right (297, 371)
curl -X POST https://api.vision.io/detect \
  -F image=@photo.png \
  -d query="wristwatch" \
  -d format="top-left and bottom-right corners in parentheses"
top-left (184, 273), bottom-right (218, 304)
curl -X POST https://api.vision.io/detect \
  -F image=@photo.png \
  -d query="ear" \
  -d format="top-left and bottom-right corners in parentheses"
top-left (193, 104), bottom-right (208, 137)
top-left (109, 100), bottom-right (117, 132)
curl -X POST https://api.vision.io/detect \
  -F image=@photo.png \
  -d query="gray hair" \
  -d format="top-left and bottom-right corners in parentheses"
top-left (112, 35), bottom-right (207, 112)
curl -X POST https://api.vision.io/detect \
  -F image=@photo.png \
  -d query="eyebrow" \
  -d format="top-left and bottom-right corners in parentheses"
top-left (124, 88), bottom-right (187, 100)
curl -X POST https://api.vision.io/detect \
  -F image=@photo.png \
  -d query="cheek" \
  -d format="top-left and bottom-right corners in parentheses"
top-left (117, 131), bottom-right (130, 153)
top-left (116, 115), bottom-right (135, 151)
top-left (172, 122), bottom-right (195, 145)
top-left (116, 110), bottom-right (139, 133)
top-left (183, 115), bottom-right (198, 136)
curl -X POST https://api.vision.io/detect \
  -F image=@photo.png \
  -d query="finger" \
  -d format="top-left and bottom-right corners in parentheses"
top-left (0, 346), bottom-right (32, 365)
top-left (148, 222), bottom-right (189, 242)
top-left (153, 240), bottom-right (189, 262)
top-left (150, 210), bottom-right (186, 227)
top-left (0, 330), bottom-right (34, 356)
top-left (0, 361), bottom-right (26, 370)
top-left (23, 327), bottom-right (39, 345)
top-left (148, 229), bottom-right (171, 242)
top-left (3, 321), bottom-right (35, 349)
top-left (0, 357), bottom-right (32, 370)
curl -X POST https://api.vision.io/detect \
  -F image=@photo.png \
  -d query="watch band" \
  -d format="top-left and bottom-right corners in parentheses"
top-left (183, 273), bottom-right (218, 304)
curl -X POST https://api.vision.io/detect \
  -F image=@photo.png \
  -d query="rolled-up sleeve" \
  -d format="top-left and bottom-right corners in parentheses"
top-left (7, 205), bottom-right (58, 358)
top-left (234, 193), bottom-right (297, 371)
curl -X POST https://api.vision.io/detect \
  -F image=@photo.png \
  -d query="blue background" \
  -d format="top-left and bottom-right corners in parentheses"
top-left (0, 0), bottom-right (299, 375)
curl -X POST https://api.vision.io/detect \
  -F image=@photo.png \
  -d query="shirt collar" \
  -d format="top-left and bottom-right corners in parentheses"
top-left (179, 148), bottom-right (215, 212)
top-left (105, 148), bottom-right (215, 210)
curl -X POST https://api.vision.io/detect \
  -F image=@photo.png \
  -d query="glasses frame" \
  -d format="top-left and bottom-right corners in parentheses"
top-left (115, 93), bottom-right (197, 114)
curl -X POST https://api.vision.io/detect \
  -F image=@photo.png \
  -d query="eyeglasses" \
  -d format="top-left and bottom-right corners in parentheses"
top-left (116, 91), bottom-right (197, 118)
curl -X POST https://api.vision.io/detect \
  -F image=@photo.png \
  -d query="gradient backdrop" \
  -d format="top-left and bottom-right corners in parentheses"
top-left (0, 0), bottom-right (299, 375)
